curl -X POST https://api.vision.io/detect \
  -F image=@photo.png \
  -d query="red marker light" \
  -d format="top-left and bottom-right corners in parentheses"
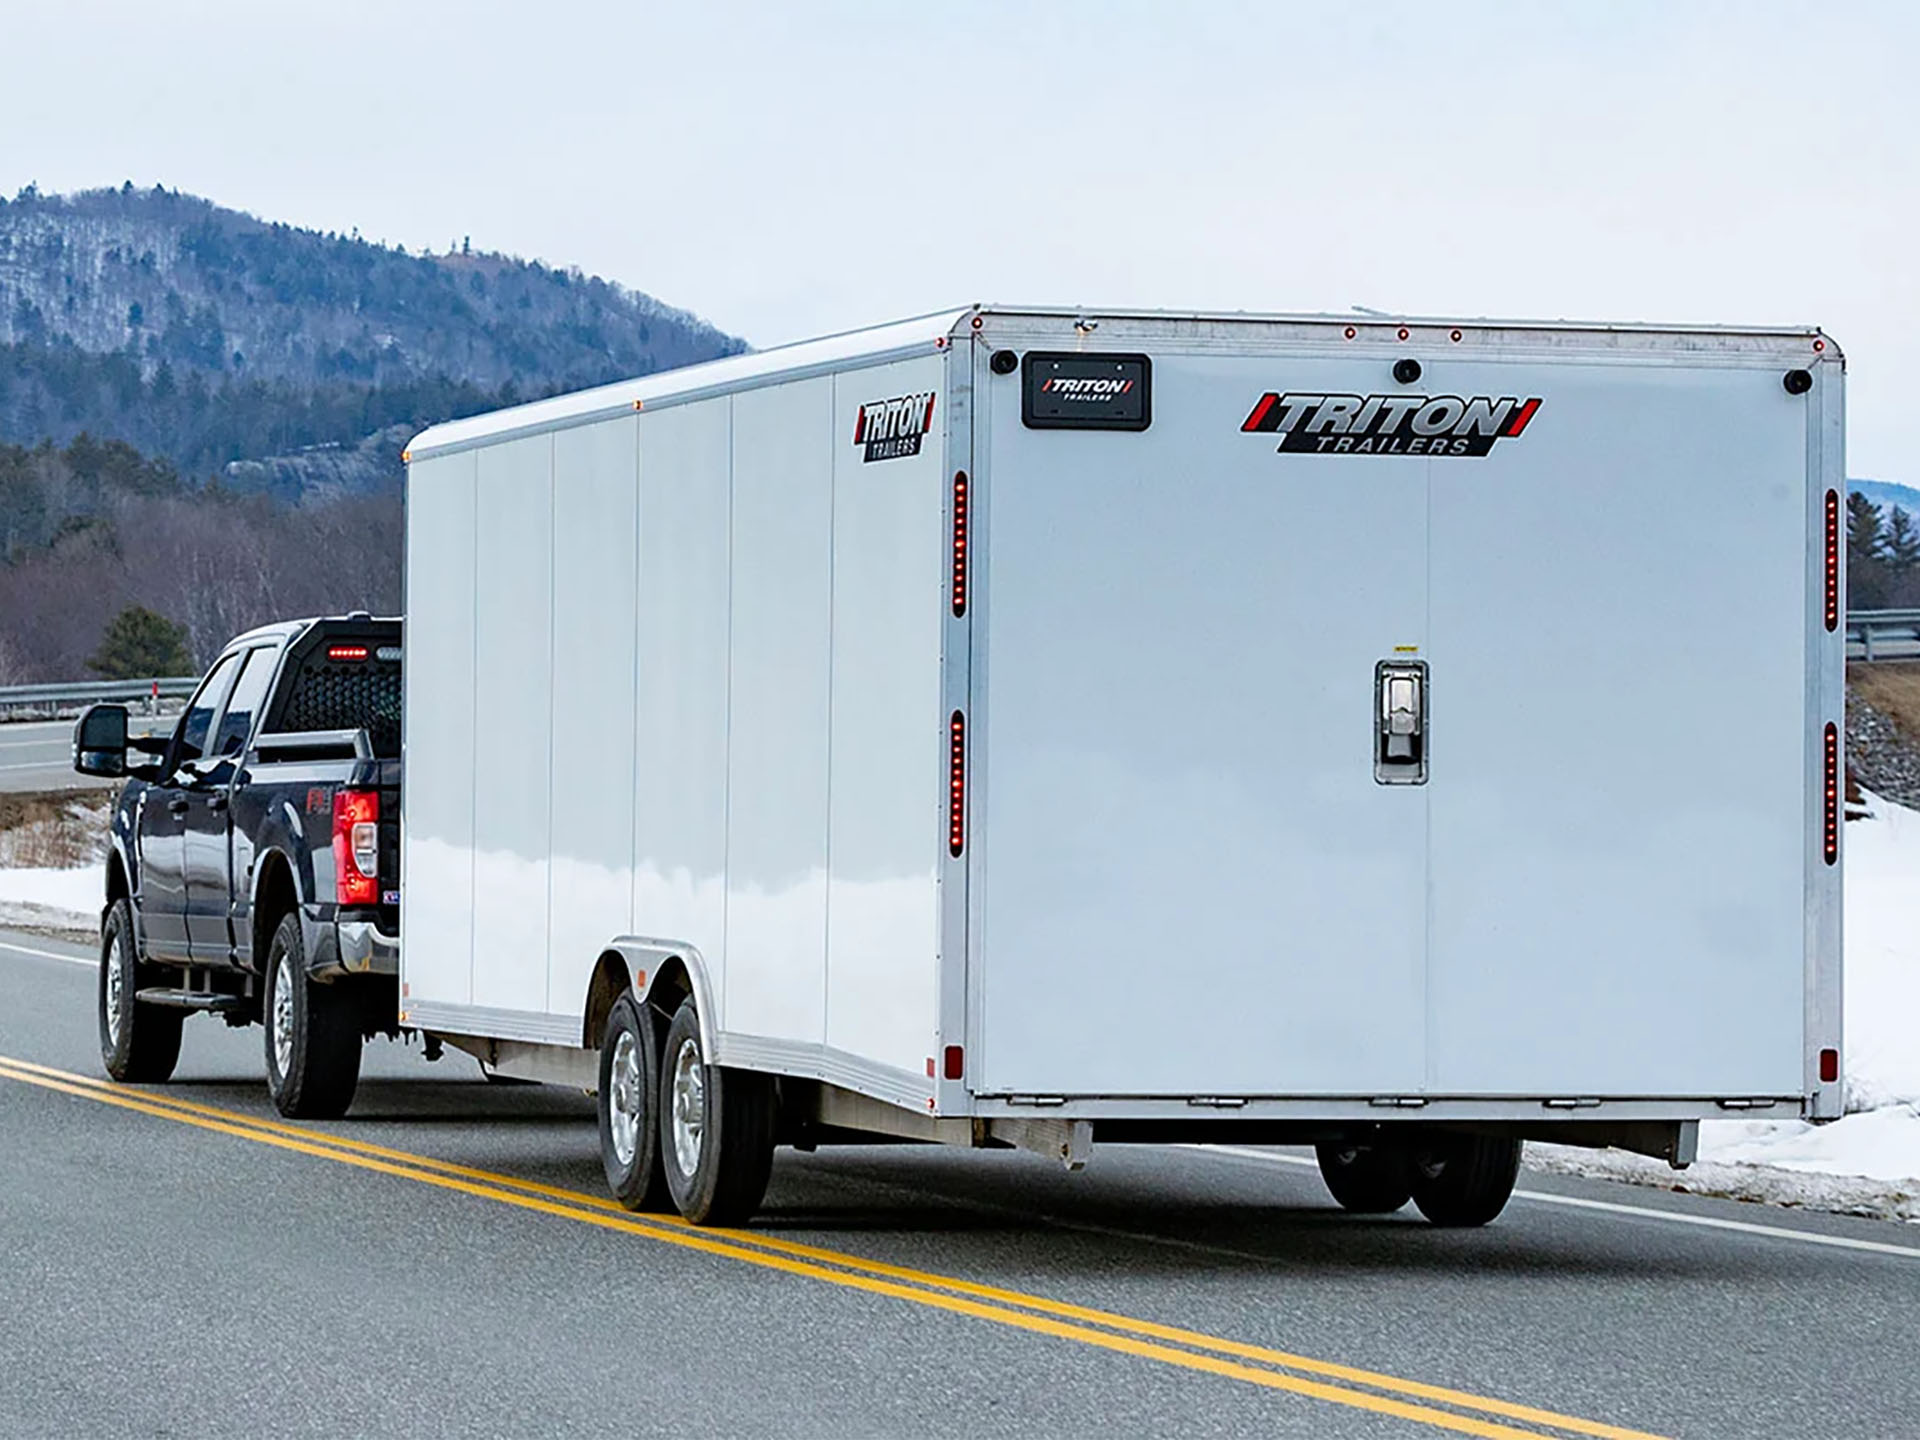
top-left (948, 711), bottom-right (966, 858)
top-left (951, 471), bottom-right (970, 618)
top-left (328, 645), bottom-right (369, 662)
top-left (1823, 723), bottom-right (1839, 866)
top-left (1824, 489), bottom-right (1840, 632)
top-left (1819, 1048), bottom-right (1839, 1084)
top-left (943, 1045), bottom-right (964, 1081)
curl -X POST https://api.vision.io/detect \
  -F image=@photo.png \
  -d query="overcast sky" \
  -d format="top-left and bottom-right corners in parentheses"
top-left (4, 1), bottom-right (1914, 476)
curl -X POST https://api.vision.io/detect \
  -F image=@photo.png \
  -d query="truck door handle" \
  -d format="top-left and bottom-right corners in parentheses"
top-left (1374, 661), bottom-right (1428, 786)
top-left (167, 796), bottom-right (189, 817)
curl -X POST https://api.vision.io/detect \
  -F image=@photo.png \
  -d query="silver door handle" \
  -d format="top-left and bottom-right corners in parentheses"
top-left (1375, 661), bottom-right (1428, 785)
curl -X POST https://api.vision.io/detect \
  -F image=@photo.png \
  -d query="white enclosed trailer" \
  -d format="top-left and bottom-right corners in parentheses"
top-left (402, 307), bottom-right (1844, 1225)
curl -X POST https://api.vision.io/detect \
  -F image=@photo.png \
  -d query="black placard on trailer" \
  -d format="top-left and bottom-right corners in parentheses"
top-left (1021, 352), bottom-right (1152, 430)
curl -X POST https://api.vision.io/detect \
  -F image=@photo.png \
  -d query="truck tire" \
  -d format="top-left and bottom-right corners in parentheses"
top-left (658, 997), bottom-right (774, 1225)
top-left (1314, 1142), bottom-right (1412, 1214)
top-left (1408, 1134), bottom-right (1522, 1227)
top-left (262, 911), bottom-right (362, 1119)
top-left (598, 992), bottom-right (669, 1211)
top-left (98, 898), bottom-right (183, 1083)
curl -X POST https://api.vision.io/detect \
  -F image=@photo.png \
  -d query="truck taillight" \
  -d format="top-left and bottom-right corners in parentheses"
top-left (951, 470), bottom-right (970, 618)
top-left (1824, 489), bottom-right (1840, 632)
top-left (333, 789), bottom-right (380, 905)
top-left (1823, 723), bottom-right (1839, 866)
top-left (948, 711), bottom-right (966, 858)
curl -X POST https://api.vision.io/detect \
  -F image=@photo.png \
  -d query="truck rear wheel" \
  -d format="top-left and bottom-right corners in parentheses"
top-left (1314, 1142), bottom-right (1412, 1213)
top-left (598, 992), bottom-right (669, 1211)
top-left (658, 998), bottom-right (774, 1225)
top-left (98, 898), bottom-right (183, 1083)
top-left (1408, 1134), bottom-right (1522, 1227)
top-left (262, 912), bottom-right (362, 1119)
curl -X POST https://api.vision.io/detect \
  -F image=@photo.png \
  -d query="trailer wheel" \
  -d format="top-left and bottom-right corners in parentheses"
top-left (658, 998), bottom-right (774, 1225)
top-left (1314, 1142), bottom-right (1412, 1214)
top-left (98, 898), bottom-right (183, 1083)
top-left (1408, 1135), bottom-right (1522, 1227)
top-left (597, 993), bottom-right (669, 1210)
top-left (262, 912), bottom-right (362, 1119)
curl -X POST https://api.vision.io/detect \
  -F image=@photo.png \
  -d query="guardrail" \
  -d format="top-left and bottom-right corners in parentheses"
top-left (1848, 610), bottom-right (1920, 662)
top-left (0, 677), bottom-right (199, 718)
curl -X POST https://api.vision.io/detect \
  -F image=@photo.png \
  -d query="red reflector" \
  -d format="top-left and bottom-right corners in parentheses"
top-left (951, 470), bottom-right (970, 618)
top-left (948, 711), bottom-right (966, 858)
top-left (332, 789), bottom-right (380, 906)
top-left (1824, 489), bottom-right (1840, 632)
top-left (1819, 1048), bottom-right (1839, 1084)
top-left (1823, 722), bottom-right (1839, 866)
top-left (328, 645), bottom-right (369, 662)
top-left (943, 1045), bottom-right (964, 1081)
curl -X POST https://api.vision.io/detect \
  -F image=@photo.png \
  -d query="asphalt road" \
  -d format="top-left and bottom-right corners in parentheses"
top-left (1, 929), bottom-right (1917, 1439)
top-left (0, 717), bottom-right (170, 793)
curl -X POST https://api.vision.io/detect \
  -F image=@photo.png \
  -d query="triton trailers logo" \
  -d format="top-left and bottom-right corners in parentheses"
top-left (1240, 392), bottom-right (1542, 457)
top-left (855, 392), bottom-right (936, 463)
top-left (1043, 375), bottom-right (1136, 400)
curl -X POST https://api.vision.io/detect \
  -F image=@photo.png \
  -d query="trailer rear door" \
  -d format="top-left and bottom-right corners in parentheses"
top-left (1423, 358), bottom-right (1811, 1098)
top-left (972, 350), bottom-right (1431, 1097)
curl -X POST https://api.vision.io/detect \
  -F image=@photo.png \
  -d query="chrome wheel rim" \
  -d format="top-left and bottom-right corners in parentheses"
top-left (670, 1036), bottom-right (705, 1178)
top-left (271, 953), bottom-right (295, 1078)
top-left (103, 929), bottom-right (125, 1047)
top-left (609, 1029), bottom-right (642, 1167)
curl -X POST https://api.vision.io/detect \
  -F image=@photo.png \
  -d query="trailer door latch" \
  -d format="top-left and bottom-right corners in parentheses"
top-left (1375, 661), bottom-right (1428, 785)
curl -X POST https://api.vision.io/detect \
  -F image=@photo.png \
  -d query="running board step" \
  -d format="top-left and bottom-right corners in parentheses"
top-left (135, 988), bottom-right (248, 1013)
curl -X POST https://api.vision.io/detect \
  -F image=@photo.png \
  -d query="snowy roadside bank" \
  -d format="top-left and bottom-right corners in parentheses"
top-left (0, 863), bottom-right (104, 941)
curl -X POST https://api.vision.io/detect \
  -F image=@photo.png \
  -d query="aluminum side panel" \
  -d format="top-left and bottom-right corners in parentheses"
top-left (974, 352), bottom-right (1429, 1097)
top-left (471, 435), bottom-right (554, 1016)
top-left (724, 379), bottom-right (834, 1043)
top-left (634, 401), bottom-right (733, 1018)
top-left (1426, 362), bottom-right (1810, 1095)
top-left (401, 451), bottom-right (477, 1009)
top-left (547, 416), bottom-right (641, 1021)
top-left (825, 356), bottom-right (947, 1077)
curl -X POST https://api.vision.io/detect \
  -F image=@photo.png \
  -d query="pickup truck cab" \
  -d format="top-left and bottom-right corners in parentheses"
top-left (72, 615), bottom-right (401, 1117)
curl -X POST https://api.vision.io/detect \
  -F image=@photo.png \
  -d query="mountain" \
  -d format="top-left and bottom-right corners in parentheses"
top-left (0, 185), bottom-right (745, 683)
top-left (0, 183), bottom-right (744, 490)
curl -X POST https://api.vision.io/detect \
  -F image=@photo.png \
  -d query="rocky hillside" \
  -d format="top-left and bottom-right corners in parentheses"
top-left (0, 184), bottom-right (743, 486)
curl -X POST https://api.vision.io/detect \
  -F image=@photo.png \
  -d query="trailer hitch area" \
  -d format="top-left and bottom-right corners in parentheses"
top-left (989, 1117), bottom-right (1094, 1171)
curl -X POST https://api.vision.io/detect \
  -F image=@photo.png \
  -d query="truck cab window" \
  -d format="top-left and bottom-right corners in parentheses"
top-left (211, 647), bottom-right (278, 757)
top-left (174, 652), bottom-right (241, 766)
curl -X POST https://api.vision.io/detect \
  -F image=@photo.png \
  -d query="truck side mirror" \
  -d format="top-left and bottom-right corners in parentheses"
top-left (73, 703), bottom-right (129, 777)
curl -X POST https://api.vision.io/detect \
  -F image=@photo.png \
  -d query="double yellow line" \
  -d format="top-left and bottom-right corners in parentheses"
top-left (0, 1053), bottom-right (1664, 1440)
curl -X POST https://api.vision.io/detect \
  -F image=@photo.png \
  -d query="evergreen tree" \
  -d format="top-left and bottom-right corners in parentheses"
top-left (88, 606), bottom-right (192, 678)
top-left (1848, 491), bottom-right (1887, 567)
top-left (1887, 506), bottom-right (1920, 572)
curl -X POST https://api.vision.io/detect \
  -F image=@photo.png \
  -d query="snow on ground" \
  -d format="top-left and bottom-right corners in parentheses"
top-left (0, 862), bottom-right (103, 939)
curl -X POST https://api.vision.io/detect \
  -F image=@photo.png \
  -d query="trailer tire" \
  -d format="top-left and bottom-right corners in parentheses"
top-left (597, 993), bottom-right (669, 1211)
top-left (1314, 1142), bottom-right (1412, 1214)
top-left (98, 898), bottom-right (183, 1083)
top-left (1408, 1134), bottom-right (1522, 1228)
top-left (658, 998), bottom-right (775, 1226)
top-left (262, 912), bottom-right (362, 1119)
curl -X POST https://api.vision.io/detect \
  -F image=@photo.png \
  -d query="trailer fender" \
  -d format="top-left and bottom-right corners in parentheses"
top-left (603, 937), bottom-right (720, 1059)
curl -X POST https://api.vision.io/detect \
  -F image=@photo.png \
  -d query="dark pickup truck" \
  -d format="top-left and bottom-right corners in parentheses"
top-left (72, 615), bottom-right (401, 1117)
